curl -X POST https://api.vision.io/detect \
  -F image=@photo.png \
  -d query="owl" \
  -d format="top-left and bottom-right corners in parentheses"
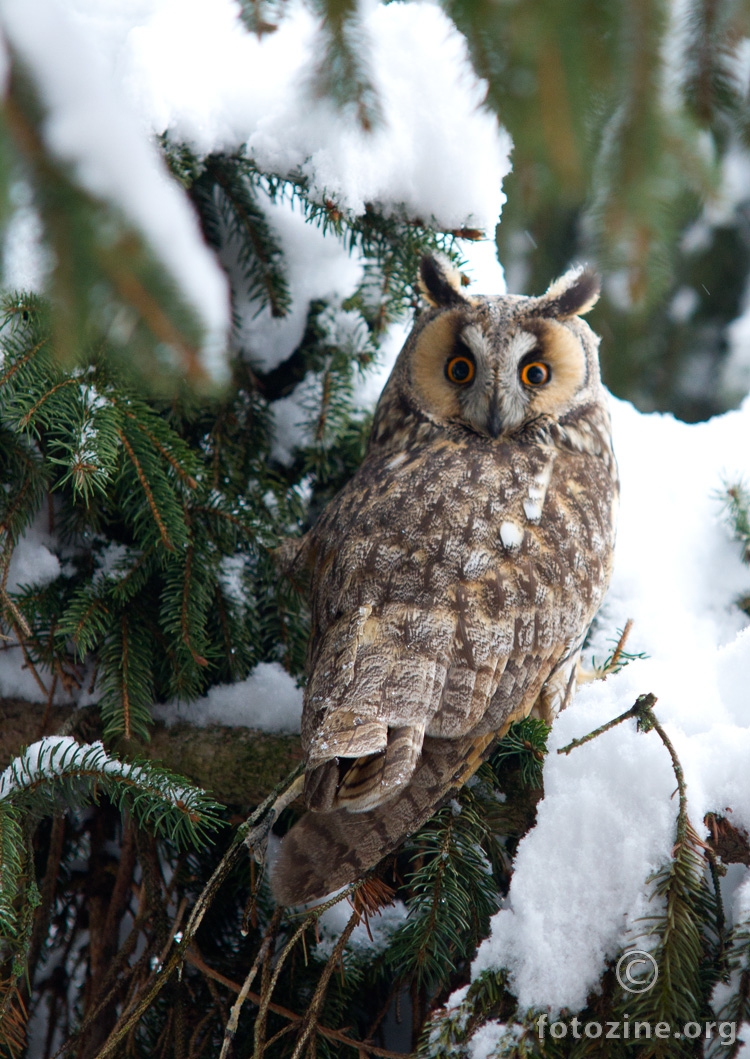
top-left (271, 255), bottom-right (618, 906)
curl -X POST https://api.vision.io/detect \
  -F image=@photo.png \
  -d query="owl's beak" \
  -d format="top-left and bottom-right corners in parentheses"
top-left (487, 397), bottom-right (503, 438)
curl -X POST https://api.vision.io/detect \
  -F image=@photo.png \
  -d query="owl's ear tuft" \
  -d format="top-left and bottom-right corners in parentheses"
top-left (538, 266), bottom-right (600, 319)
top-left (418, 254), bottom-right (467, 308)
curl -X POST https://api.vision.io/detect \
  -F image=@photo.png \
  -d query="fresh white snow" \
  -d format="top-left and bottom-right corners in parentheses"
top-left (0, 735), bottom-right (202, 808)
top-left (59, 0), bottom-right (510, 231)
top-left (315, 895), bottom-right (409, 959)
top-left (152, 661), bottom-right (302, 733)
top-left (472, 395), bottom-right (750, 1014)
top-left (6, 513), bottom-right (60, 593)
top-left (0, 0), bottom-right (231, 380)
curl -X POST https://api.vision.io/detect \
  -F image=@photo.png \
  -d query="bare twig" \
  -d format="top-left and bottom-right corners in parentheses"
top-left (89, 765), bottom-right (305, 1059)
top-left (557, 693), bottom-right (657, 756)
top-left (288, 906), bottom-right (361, 1059)
top-left (218, 909), bottom-right (282, 1059)
top-left (608, 618), bottom-right (634, 672)
top-left (184, 950), bottom-right (408, 1058)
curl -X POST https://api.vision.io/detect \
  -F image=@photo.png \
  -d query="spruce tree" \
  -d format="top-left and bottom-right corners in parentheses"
top-left (1, 2), bottom-right (750, 1057)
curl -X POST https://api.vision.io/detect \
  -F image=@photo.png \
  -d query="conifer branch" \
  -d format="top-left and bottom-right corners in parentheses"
top-left (181, 544), bottom-right (210, 668)
top-left (0, 338), bottom-right (47, 391)
top-left (186, 945), bottom-right (408, 1059)
top-left (204, 158), bottom-right (291, 319)
top-left (105, 262), bottom-right (208, 386)
top-left (2, 609), bottom-right (50, 699)
top-left (721, 480), bottom-right (750, 564)
top-left (218, 908), bottom-right (283, 1059)
top-left (0, 739), bottom-right (222, 845)
top-left (16, 377), bottom-right (79, 431)
top-left (70, 597), bottom-right (110, 651)
top-left (120, 613), bottom-right (133, 739)
top-left (491, 716), bottom-right (548, 788)
top-left (123, 413), bottom-right (199, 489)
top-left (0, 800), bottom-right (23, 938)
top-left (0, 980), bottom-right (26, 1059)
top-left (252, 884), bottom-right (365, 1057)
top-left (288, 906), bottom-right (362, 1059)
top-left (118, 429), bottom-right (174, 551)
top-left (90, 764), bottom-right (306, 1059)
top-left (0, 463), bottom-right (39, 544)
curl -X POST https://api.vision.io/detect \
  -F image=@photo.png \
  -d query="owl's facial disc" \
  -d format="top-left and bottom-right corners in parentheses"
top-left (411, 314), bottom-right (496, 436)
top-left (410, 310), bottom-right (588, 439)
top-left (518, 319), bottom-right (587, 419)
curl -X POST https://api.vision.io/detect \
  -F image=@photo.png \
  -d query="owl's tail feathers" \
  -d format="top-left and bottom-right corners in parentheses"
top-left (304, 722), bottom-right (426, 813)
top-left (271, 731), bottom-right (496, 907)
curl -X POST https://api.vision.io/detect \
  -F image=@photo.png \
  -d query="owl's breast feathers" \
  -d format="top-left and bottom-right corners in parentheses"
top-left (296, 422), bottom-right (616, 808)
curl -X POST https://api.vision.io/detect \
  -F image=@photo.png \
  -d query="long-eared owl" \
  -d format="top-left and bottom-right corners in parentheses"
top-left (272, 255), bottom-right (618, 905)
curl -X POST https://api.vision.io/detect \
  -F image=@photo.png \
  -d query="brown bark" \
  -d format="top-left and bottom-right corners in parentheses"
top-left (0, 697), bottom-right (302, 809)
top-left (705, 812), bottom-right (750, 866)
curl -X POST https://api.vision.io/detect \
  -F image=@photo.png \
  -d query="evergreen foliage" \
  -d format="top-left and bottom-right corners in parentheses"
top-left (0, 1), bottom-right (749, 1055)
top-left (445, 0), bottom-right (750, 420)
top-left (1, 68), bottom-right (210, 391)
top-left (419, 698), bottom-right (738, 1059)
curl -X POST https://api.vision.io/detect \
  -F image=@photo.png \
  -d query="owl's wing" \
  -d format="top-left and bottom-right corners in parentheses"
top-left (300, 530), bottom-right (570, 817)
top-left (297, 440), bottom-right (579, 812)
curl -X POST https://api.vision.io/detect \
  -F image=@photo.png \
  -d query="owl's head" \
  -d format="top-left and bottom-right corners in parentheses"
top-left (374, 254), bottom-right (604, 444)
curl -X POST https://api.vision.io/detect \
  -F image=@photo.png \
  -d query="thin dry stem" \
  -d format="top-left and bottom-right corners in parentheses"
top-left (184, 950), bottom-right (408, 1059)
top-left (218, 908), bottom-right (282, 1059)
top-left (557, 693), bottom-right (657, 755)
top-left (89, 765), bottom-right (305, 1059)
top-left (289, 907), bottom-right (361, 1059)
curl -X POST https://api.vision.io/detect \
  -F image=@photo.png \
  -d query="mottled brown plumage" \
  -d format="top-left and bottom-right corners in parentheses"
top-left (272, 256), bottom-right (618, 905)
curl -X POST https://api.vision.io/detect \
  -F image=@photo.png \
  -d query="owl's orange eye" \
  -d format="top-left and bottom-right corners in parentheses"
top-left (520, 361), bottom-right (550, 386)
top-left (446, 356), bottom-right (475, 385)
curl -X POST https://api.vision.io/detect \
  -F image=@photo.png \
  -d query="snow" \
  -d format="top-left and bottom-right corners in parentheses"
top-left (472, 394), bottom-right (750, 1014)
top-left (0, 736), bottom-right (197, 805)
top-left (0, 736), bottom-right (80, 799)
top-left (460, 238), bottom-right (507, 296)
top-left (315, 896), bottom-right (409, 959)
top-left (217, 554), bottom-right (248, 609)
top-left (92, 542), bottom-right (132, 584)
top-left (0, 0), bottom-right (231, 380)
top-left (467, 1021), bottom-right (505, 1059)
top-left (723, 286), bottom-right (750, 405)
top-left (0, 647), bottom-right (55, 701)
top-left (152, 661), bottom-right (302, 733)
top-left (236, 194), bottom-right (365, 374)
top-left (13, 0), bottom-right (509, 392)
top-left (2, 184), bottom-right (52, 293)
top-left (2, 0), bottom-right (750, 1027)
top-left (6, 517), bottom-right (60, 593)
top-left (63, 0), bottom-right (510, 232)
top-left (1, 0), bottom-right (512, 462)
top-left (668, 285), bottom-right (700, 324)
top-left (353, 317), bottom-right (411, 412)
